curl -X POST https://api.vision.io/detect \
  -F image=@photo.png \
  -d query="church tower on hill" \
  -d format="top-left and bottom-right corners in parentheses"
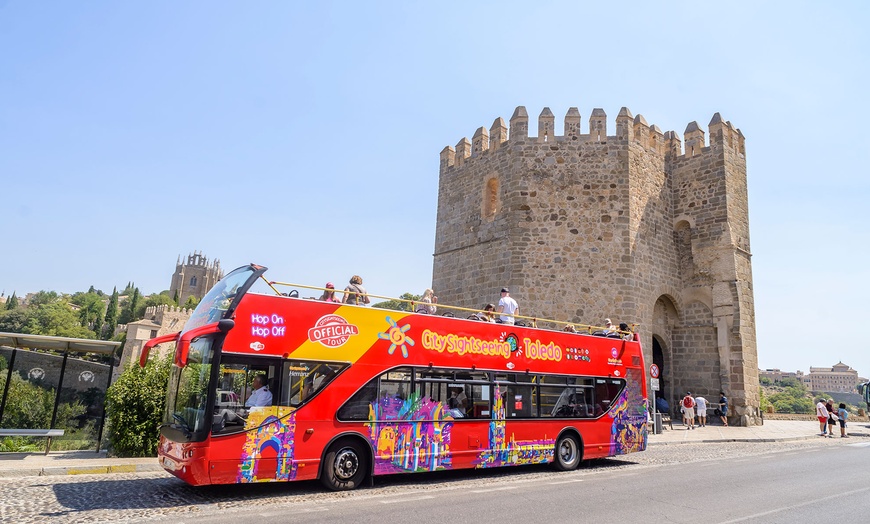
top-left (169, 252), bottom-right (223, 305)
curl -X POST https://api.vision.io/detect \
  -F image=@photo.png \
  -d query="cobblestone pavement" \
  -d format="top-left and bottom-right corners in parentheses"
top-left (2, 434), bottom-right (868, 524)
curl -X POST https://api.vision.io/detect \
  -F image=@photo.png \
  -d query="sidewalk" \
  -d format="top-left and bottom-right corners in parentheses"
top-left (648, 419), bottom-right (863, 445)
top-left (0, 420), bottom-right (863, 479)
top-left (0, 450), bottom-right (162, 478)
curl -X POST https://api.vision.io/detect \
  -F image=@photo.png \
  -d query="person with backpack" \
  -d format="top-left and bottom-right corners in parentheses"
top-left (681, 392), bottom-right (696, 430)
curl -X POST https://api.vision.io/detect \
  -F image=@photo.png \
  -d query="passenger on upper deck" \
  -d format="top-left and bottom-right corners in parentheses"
top-left (319, 282), bottom-right (341, 303)
top-left (471, 303), bottom-right (496, 322)
top-left (603, 318), bottom-right (616, 334)
top-left (618, 322), bottom-right (632, 340)
top-left (497, 288), bottom-right (519, 325)
top-left (563, 324), bottom-right (577, 333)
top-left (342, 275), bottom-right (370, 306)
top-left (416, 288), bottom-right (438, 314)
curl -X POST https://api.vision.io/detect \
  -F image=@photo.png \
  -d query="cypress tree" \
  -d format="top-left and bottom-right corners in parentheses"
top-left (6, 292), bottom-right (18, 310)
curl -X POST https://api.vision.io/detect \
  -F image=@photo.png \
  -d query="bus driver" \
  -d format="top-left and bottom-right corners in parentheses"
top-left (245, 375), bottom-right (273, 407)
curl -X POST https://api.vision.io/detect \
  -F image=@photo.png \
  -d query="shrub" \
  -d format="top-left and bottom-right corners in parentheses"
top-left (105, 355), bottom-right (171, 457)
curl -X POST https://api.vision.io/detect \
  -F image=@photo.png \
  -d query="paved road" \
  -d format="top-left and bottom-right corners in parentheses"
top-left (2, 438), bottom-right (868, 523)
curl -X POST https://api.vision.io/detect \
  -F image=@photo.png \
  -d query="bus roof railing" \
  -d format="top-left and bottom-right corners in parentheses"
top-left (264, 280), bottom-right (637, 336)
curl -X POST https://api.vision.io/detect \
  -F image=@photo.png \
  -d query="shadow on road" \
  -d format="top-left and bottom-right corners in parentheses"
top-left (47, 456), bottom-right (638, 516)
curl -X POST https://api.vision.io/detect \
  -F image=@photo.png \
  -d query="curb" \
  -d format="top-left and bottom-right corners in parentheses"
top-left (648, 434), bottom-right (819, 446)
top-left (0, 462), bottom-right (163, 478)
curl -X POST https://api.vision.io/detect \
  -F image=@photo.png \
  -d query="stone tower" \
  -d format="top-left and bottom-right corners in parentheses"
top-left (433, 106), bottom-right (760, 425)
top-left (169, 252), bottom-right (223, 305)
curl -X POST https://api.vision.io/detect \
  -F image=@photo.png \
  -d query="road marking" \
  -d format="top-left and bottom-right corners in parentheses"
top-left (716, 486), bottom-right (870, 523)
top-left (380, 495), bottom-right (435, 504)
top-left (848, 442), bottom-right (870, 448)
top-left (260, 506), bottom-right (329, 516)
top-left (548, 479), bottom-right (584, 485)
top-left (471, 486), bottom-right (518, 493)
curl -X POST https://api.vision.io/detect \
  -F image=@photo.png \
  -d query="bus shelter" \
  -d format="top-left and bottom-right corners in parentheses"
top-left (0, 332), bottom-right (121, 453)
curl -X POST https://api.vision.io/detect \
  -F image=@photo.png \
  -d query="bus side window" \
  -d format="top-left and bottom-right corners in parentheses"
top-left (468, 384), bottom-right (491, 419)
top-left (379, 368), bottom-right (412, 402)
top-left (337, 380), bottom-right (378, 421)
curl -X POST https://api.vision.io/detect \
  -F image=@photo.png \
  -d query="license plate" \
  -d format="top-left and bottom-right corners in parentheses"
top-left (162, 457), bottom-right (178, 471)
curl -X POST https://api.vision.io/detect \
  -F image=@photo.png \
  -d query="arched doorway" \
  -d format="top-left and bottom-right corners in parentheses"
top-left (652, 336), bottom-right (665, 407)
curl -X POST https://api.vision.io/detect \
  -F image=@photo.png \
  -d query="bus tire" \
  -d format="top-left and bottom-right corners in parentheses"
top-left (321, 438), bottom-right (368, 491)
top-left (553, 434), bottom-right (581, 471)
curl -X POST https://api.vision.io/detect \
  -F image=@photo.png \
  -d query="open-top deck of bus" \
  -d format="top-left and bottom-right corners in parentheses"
top-left (143, 264), bottom-right (648, 490)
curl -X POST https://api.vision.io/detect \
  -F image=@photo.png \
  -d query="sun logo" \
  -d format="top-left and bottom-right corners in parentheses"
top-left (378, 316), bottom-right (415, 358)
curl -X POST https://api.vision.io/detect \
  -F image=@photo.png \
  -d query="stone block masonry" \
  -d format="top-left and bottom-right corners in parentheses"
top-left (433, 105), bottom-right (759, 425)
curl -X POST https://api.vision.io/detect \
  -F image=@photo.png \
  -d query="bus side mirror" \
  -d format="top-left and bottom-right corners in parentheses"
top-left (139, 331), bottom-right (181, 367)
top-left (175, 319), bottom-right (235, 367)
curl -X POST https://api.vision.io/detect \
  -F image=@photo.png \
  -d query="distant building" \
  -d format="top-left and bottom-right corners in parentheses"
top-left (759, 368), bottom-right (804, 383)
top-left (804, 362), bottom-right (863, 393)
top-left (169, 252), bottom-right (223, 305)
top-left (117, 304), bottom-right (192, 377)
top-left (119, 252), bottom-right (222, 376)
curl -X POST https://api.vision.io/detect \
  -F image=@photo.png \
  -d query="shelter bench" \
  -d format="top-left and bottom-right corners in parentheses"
top-left (0, 429), bottom-right (65, 455)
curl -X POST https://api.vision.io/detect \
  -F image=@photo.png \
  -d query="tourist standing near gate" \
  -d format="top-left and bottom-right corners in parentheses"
top-left (694, 395), bottom-right (708, 427)
top-left (681, 392), bottom-right (696, 430)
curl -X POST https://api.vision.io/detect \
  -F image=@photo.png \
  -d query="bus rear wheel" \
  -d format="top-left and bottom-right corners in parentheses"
top-left (553, 434), bottom-right (581, 471)
top-left (321, 438), bottom-right (368, 491)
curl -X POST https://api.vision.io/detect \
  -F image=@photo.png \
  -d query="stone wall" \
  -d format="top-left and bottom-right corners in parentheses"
top-left (433, 105), bottom-right (760, 425)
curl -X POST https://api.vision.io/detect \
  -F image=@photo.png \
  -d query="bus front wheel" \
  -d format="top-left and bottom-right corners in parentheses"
top-left (321, 438), bottom-right (368, 491)
top-left (553, 434), bottom-right (581, 471)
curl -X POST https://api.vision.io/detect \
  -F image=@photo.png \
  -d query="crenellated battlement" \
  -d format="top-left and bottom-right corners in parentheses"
top-left (145, 304), bottom-right (192, 317)
top-left (440, 106), bottom-right (745, 170)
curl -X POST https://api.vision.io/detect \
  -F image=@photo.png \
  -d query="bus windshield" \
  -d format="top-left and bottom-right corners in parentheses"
top-left (183, 265), bottom-right (259, 332)
top-left (163, 336), bottom-right (216, 441)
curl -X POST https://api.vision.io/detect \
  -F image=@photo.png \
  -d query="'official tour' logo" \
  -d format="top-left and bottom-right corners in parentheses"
top-left (308, 314), bottom-right (359, 348)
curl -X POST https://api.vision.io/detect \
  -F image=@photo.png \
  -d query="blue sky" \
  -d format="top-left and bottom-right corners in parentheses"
top-left (1, 1), bottom-right (868, 379)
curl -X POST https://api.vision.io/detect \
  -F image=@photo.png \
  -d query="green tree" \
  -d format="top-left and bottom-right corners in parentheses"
top-left (103, 287), bottom-right (119, 340)
top-left (372, 292), bottom-right (421, 312)
top-left (0, 372), bottom-right (86, 429)
top-left (5, 291), bottom-right (18, 310)
top-left (105, 355), bottom-right (172, 457)
top-left (72, 292), bottom-right (106, 330)
top-left (0, 308), bottom-right (33, 333)
top-left (135, 293), bottom-right (176, 319)
top-left (26, 302), bottom-right (96, 338)
top-left (118, 288), bottom-right (141, 324)
top-left (183, 295), bottom-right (200, 309)
top-left (28, 291), bottom-right (60, 308)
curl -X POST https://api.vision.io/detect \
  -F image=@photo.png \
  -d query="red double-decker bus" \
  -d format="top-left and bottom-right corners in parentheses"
top-left (142, 264), bottom-right (647, 490)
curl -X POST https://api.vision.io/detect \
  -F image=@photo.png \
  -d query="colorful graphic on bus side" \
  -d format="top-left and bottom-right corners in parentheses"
top-left (367, 393), bottom-right (454, 474)
top-left (475, 385), bottom-right (556, 468)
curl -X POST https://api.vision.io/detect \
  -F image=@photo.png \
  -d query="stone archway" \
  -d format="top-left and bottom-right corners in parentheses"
top-left (651, 295), bottom-right (679, 410)
top-left (651, 335), bottom-right (673, 417)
